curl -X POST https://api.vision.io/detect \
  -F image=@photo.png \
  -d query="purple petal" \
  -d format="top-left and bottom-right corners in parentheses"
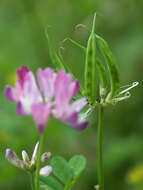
top-left (37, 68), bottom-right (56, 102)
top-left (53, 70), bottom-right (88, 131)
top-left (54, 70), bottom-right (79, 118)
top-left (5, 67), bottom-right (42, 116)
top-left (54, 70), bottom-right (73, 105)
top-left (71, 80), bottom-right (80, 97)
top-left (72, 120), bottom-right (89, 131)
top-left (16, 102), bottom-right (25, 115)
top-left (31, 103), bottom-right (51, 134)
top-left (67, 112), bottom-right (78, 124)
top-left (66, 112), bottom-right (89, 131)
top-left (4, 85), bottom-right (16, 102)
top-left (16, 66), bottom-right (29, 88)
top-left (17, 72), bottom-right (42, 114)
top-left (38, 125), bottom-right (45, 135)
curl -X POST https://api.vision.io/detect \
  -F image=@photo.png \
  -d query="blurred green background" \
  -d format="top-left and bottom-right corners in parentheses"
top-left (0, 0), bottom-right (143, 190)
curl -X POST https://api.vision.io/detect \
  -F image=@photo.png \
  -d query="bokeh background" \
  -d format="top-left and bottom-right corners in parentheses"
top-left (0, 0), bottom-right (143, 190)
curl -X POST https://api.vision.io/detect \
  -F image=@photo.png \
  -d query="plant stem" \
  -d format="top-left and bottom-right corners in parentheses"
top-left (29, 172), bottom-right (35, 190)
top-left (64, 184), bottom-right (70, 190)
top-left (97, 105), bottom-right (104, 190)
top-left (64, 179), bottom-right (72, 190)
top-left (35, 134), bottom-right (44, 190)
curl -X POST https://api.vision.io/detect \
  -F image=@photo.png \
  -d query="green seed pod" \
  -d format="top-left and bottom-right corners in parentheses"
top-left (85, 13), bottom-right (97, 103)
top-left (97, 58), bottom-right (107, 98)
top-left (96, 35), bottom-right (120, 101)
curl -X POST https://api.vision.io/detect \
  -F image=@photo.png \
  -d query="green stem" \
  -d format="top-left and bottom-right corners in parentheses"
top-left (64, 179), bottom-right (72, 190)
top-left (64, 184), bottom-right (70, 190)
top-left (29, 172), bottom-right (35, 190)
top-left (97, 105), bottom-right (104, 190)
top-left (35, 134), bottom-right (44, 190)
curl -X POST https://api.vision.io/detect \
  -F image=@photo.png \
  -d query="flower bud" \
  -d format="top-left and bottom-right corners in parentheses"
top-left (22, 150), bottom-right (30, 168)
top-left (41, 152), bottom-right (51, 163)
top-left (6, 149), bottom-right (25, 169)
top-left (31, 142), bottom-right (39, 166)
top-left (40, 165), bottom-right (52, 176)
top-left (94, 185), bottom-right (99, 190)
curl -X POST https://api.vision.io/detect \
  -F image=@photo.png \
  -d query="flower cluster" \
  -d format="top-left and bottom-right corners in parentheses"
top-left (6, 142), bottom-right (52, 176)
top-left (5, 66), bottom-right (89, 134)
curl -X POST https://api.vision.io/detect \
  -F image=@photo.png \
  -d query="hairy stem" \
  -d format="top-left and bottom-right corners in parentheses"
top-left (35, 134), bottom-right (44, 190)
top-left (97, 105), bottom-right (104, 190)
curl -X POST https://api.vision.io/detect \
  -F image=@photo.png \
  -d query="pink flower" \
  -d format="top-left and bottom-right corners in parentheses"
top-left (5, 66), bottom-right (88, 134)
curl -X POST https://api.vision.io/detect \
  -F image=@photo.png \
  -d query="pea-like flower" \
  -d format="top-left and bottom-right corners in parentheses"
top-left (5, 66), bottom-right (88, 134)
top-left (5, 142), bottom-right (52, 176)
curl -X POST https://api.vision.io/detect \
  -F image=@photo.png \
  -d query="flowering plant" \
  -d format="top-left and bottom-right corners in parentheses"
top-left (4, 13), bottom-right (138, 190)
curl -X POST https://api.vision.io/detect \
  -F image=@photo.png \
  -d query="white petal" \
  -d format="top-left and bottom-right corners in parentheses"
top-left (6, 149), bottom-right (25, 169)
top-left (22, 150), bottom-right (30, 166)
top-left (72, 97), bottom-right (87, 112)
top-left (40, 165), bottom-right (52, 176)
top-left (31, 142), bottom-right (39, 165)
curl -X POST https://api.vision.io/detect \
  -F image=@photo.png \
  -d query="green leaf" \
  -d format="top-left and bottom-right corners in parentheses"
top-left (50, 156), bottom-right (72, 185)
top-left (84, 13), bottom-right (97, 103)
top-left (40, 176), bottom-right (63, 190)
top-left (96, 35), bottom-right (120, 100)
top-left (69, 155), bottom-right (86, 177)
top-left (69, 155), bottom-right (86, 185)
top-left (40, 184), bottom-right (50, 190)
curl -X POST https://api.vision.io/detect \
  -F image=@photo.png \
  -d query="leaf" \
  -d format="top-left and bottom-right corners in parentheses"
top-left (40, 176), bottom-right (63, 190)
top-left (50, 156), bottom-right (72, 185)
top-left (69, 155), bottom-right (86, 177)
top-left (40, 183), bottom-right (53, 190)
top-left (96, 35), bottom-right (120, 100)
top-left (69, 155), bottom-right (86, 185)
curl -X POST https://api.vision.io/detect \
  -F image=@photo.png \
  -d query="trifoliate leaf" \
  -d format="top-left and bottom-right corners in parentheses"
top-left (40, 176), bottom-right (63, 190)
top-left (50, 156), bottom-right (72, 185)
top-left (69, 155), bottom-right (86, 185)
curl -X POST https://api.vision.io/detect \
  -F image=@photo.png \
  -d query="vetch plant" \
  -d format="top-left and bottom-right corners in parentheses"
top-left (4, 13), bottom-right (139, 190)
top-left (4, 66), bottom-right (88, 190)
